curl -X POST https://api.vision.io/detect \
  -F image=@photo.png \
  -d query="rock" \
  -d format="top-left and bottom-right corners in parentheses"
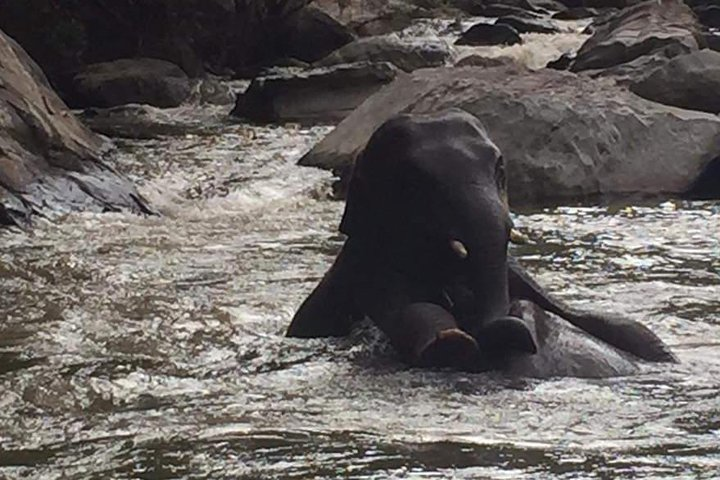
top-left (231, 62), bottom-right (402, 124)
top-left (630, 49), bottom-right (720, 114)
top-left (704, 33), bottom-right (720, 53)
top-left (0, 1), bottom-right (331, 95)
top-left (315, 34), bottom-right (453, 72)
top-left (71, 58), bottom-right (192, 109)
top-left (694, 6), bottom-right (720, 29)
top-left (546, 52), bottom-right (575, 69)
top-left (278, 7), bottom-right (355, 63)
top-left (555, 0), bottom-right (643, 6)
top-left (455, 55), bottom-right (519, 67)
top-left (458, 0), bottom-right (545, 14)
top-left (687, 157), bottom-right (720, 200)
top-left (468, 3), bottom-right (542, 18)
top-left (581, 41), bottom-right (695, 85)
top-left (455, 23), bottom-right (523, 46)
top-left (348, 9), bottom-right (415, 37)
top-left (0, 29), bottom-right (151, 227)
top-left (79, 104), bottom-right (227, 139)
top-left (190, 78), bottom-right (236, 106)
top-left (299, 66), bottom-right (720, 206)
top-left (552, 7), bottom-right (601, 19)
top-left (496, 16), bottom-right (561, 34)
top-left (570, 0), bottom-right (701, 72)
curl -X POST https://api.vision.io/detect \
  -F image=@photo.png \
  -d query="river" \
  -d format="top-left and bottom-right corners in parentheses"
top-left (1, 15), bottom-right (720, 480)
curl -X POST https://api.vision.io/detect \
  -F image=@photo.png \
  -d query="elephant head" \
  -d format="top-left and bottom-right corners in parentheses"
top-left (339, 110), bottom-right (518, 341)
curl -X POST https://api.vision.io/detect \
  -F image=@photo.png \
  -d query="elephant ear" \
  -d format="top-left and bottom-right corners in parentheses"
top-left (339, 150), bottom-right (375, 238)
top-left (339, 117), bottom-right (411, 238)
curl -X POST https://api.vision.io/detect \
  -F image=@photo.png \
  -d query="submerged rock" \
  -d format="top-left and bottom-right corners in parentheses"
top-left (71, 58), bottom-right (192, 108)
top-left (630, 49), bottom-right (720, 114)
top-left (232, 62), bottom-right (402, 124)
top-left (0, 30), bottom-right (151, 227)
top-left (299, 66), bottom-right (720, 206)
top-left (455, 23), bottom-right (523, 46)
top-left (315, 34), bottom-right (453, 72)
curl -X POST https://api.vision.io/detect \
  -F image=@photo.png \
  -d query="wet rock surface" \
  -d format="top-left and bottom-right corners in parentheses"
top-left (300, 66), bottom-right (720, 206)
top-left (71, 58), bottom-right (192, 109)
top-left (315, 34), bottom-right (453, 72)
top-left (629, 49), bottom-right (720, 114)
top-left (570, 0), bottom-right (701, 72)
top-left (232, 62), bottom-right (402, 124)
top-left (496, 15), bottom-right (561, 34)
top-left (0, 30), bottom-right (151, 226)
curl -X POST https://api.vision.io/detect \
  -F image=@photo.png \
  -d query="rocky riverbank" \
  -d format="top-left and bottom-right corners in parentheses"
top-left (1, 0), bottom-right (719, 227)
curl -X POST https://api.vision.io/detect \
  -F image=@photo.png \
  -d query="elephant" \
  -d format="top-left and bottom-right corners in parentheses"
top-left (287, 109), bottom-right (676, 377)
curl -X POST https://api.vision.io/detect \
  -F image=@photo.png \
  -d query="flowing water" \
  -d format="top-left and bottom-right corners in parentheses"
top-left (1, 15), bottom-right (720, 480)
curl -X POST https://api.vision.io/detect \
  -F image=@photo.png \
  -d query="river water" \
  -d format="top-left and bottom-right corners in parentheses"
top-left (2, 15), bottom-right (720, 480)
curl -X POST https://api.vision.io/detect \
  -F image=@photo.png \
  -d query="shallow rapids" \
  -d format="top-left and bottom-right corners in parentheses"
top-left (2, 14), bottom-right (720, 480)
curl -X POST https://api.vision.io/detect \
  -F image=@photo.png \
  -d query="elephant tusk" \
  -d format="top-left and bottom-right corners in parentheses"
top-left (450, 239), bottom-right (468, 259)
top-left (510, 228), bottom-right (530, 245)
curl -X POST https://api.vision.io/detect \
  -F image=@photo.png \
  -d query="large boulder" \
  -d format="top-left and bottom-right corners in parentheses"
top-left (455, 23), bottom-right (523, 46)
top-left (232, 62), bottom-right (402, 124)
top-left (630, 49), bottom-right (720, 114)
top-left (299, 66), bottom-right (720, 206)
top-left (0, 30), bottom-right (150, 227)
top-left (315, 34), bottom-right (453, 72)
top-left (570, 0), bottom-right (702, 73)
top-left (277, 7), bottom-right (355, 63)
top-left (71, 58), bottom-right (192, 108)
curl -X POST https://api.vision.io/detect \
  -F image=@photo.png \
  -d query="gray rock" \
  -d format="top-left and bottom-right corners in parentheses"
top-left (456, 23), bottom-right (523, 46)
top-left (299, 66), bottom-right (720, 206)
top-left (552, 7), bottom-right (602, 20)
top-left (315, 34), bottom-right (453, 72)
top-left (79, 105), bottom-right (222, 140)
top-left (495, 15), bottom-right (560, 34)
top-left (278, 7), bottom-right (356, 63)
top-left (630, 49), bottom-right (720, 114)
top-left (72, 58), bottom-right (192, 108)
top-left (232, 62), bottom-right (402, 124)
top-left (0, 30), bottom-right (151, 227)
top-left (571, 0), bottom-right (701, 72)
top-left (694, 5), bottom-right (720, 29)
top-left (469, 3), bottom-right (542, 18)
top-left (546, 52), bottom-right (574, 69)
top-left (704, 33), bottom-right (720, 53)
top-left (455, 55), bottom-right (519, 67)
top-left (581, 41), bottom-right (695, 85)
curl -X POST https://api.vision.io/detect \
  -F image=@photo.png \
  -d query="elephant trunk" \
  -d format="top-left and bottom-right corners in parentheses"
top-left (446, 188), bottom-right (512, 339)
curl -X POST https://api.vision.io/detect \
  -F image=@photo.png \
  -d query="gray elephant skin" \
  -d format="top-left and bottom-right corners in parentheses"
top-left (287, 110), bottom-right (676, 378)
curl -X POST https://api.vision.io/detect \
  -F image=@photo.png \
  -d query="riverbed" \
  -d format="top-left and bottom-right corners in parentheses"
top-left (1, 16), bottom-right (720, 480)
